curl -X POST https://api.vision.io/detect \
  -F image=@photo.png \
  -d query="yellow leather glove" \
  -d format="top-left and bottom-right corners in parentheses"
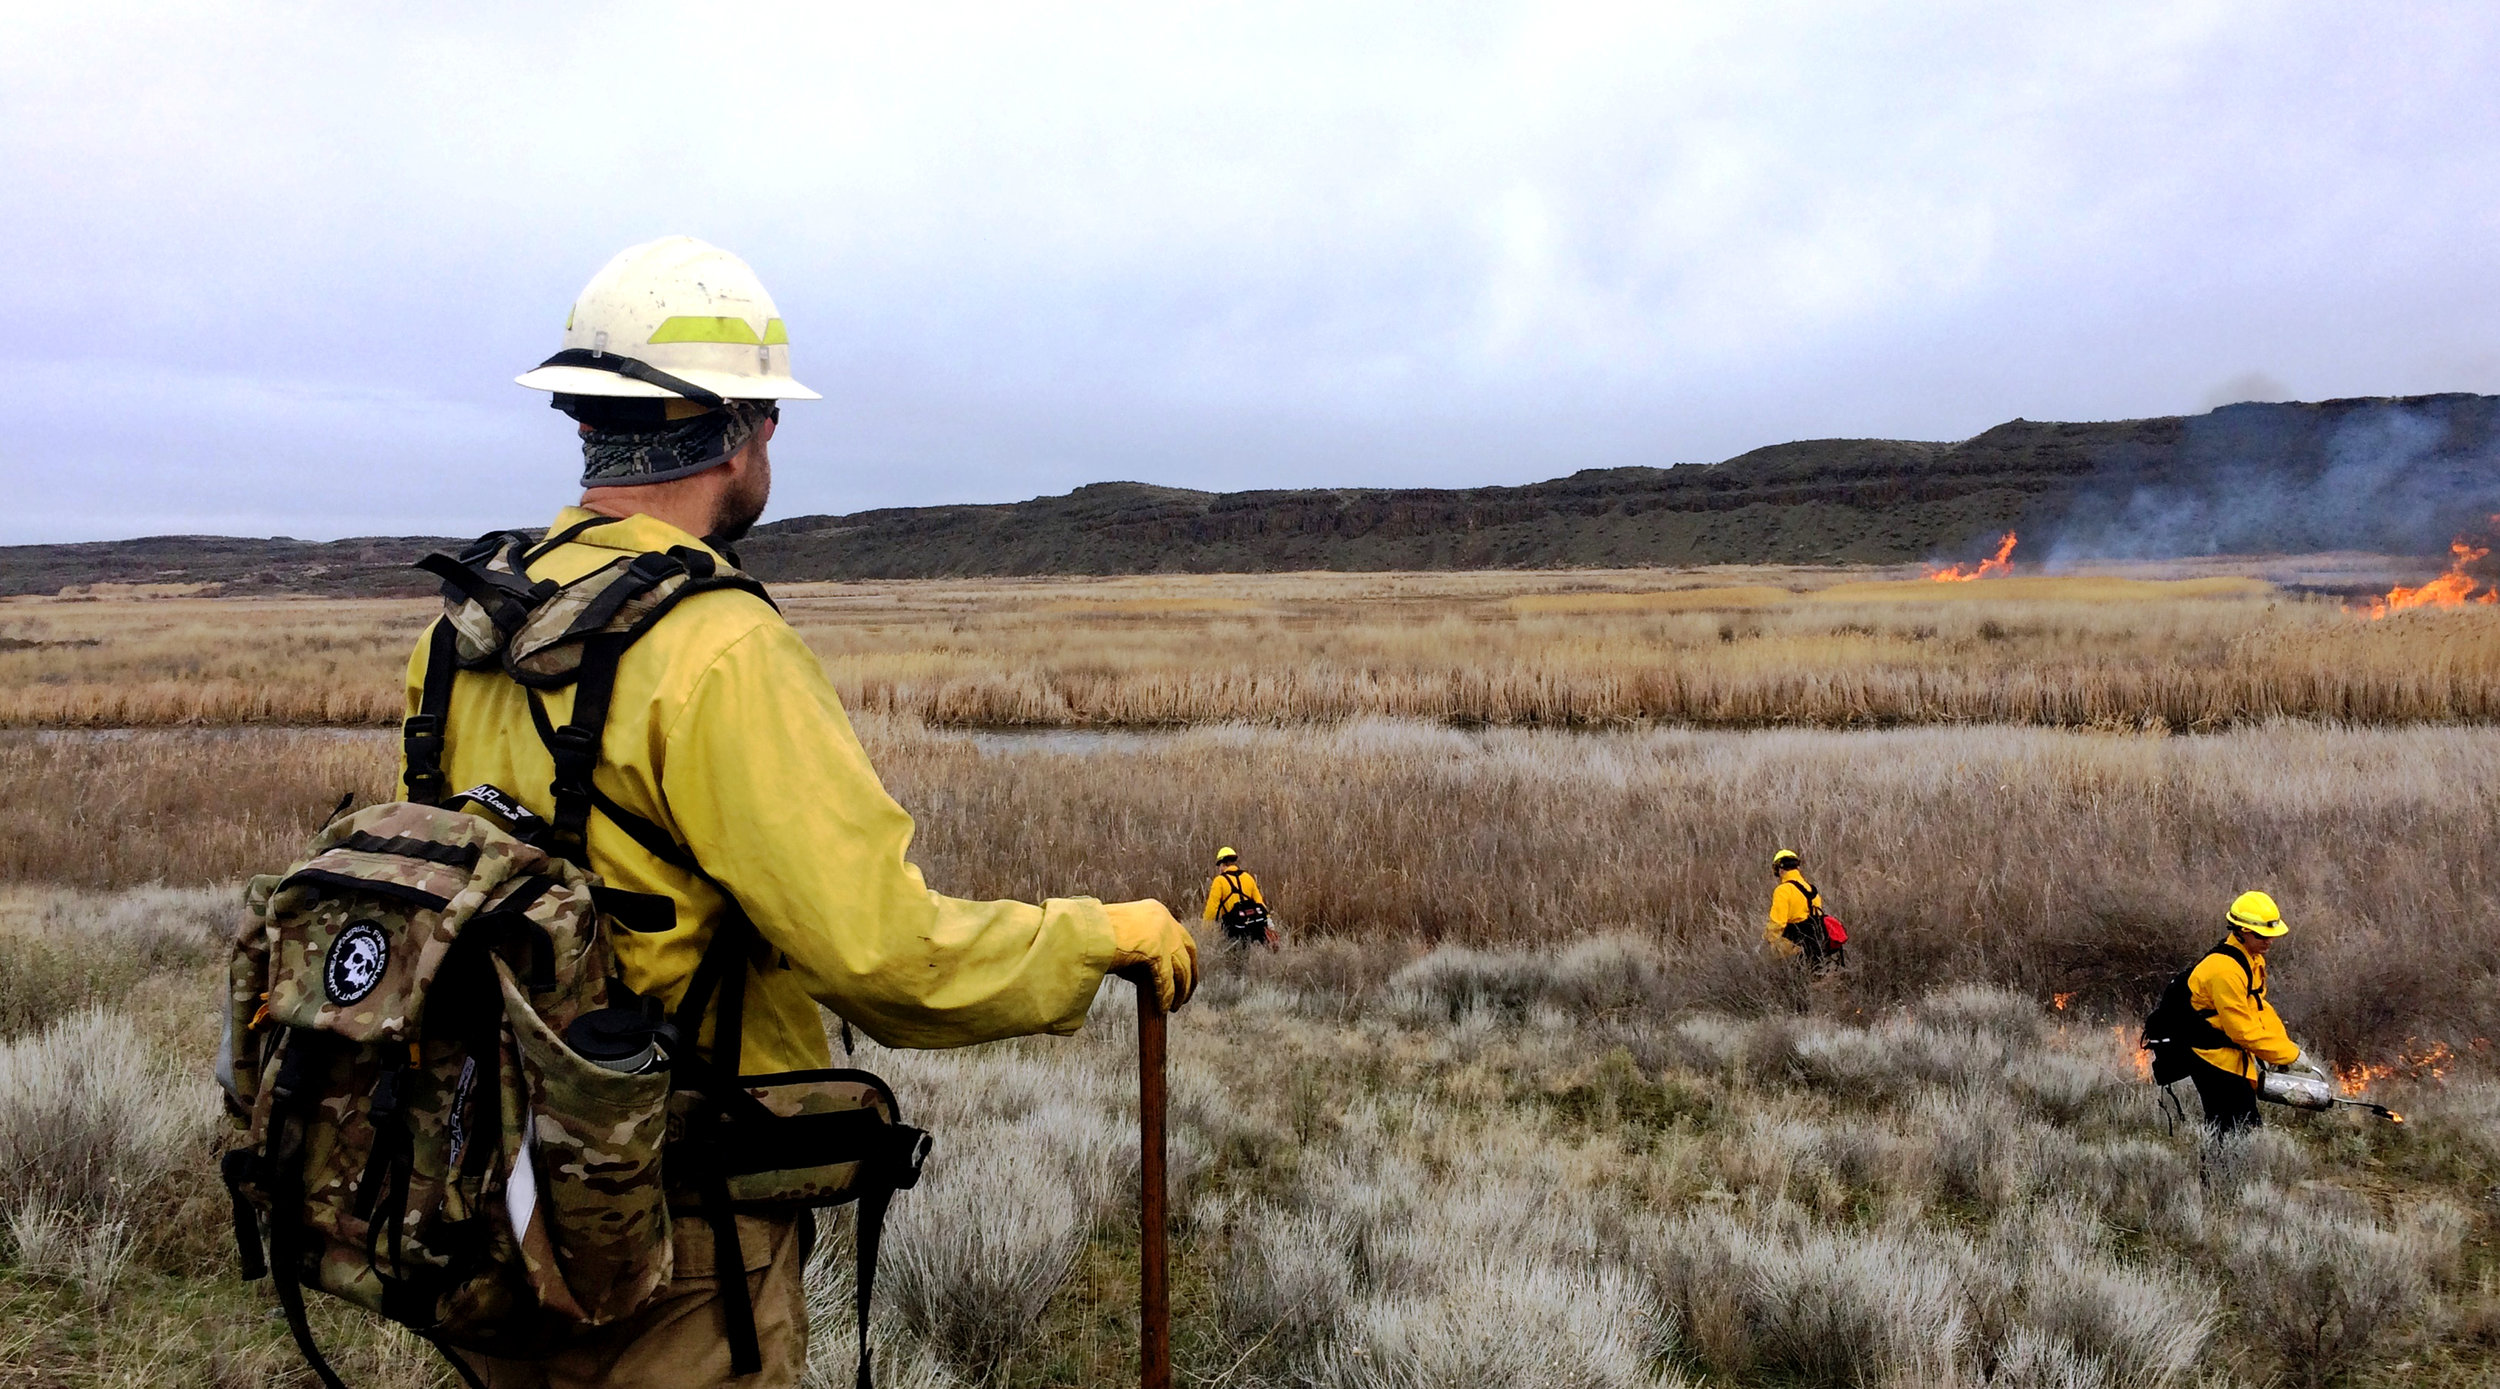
top-left (1103, 900), bottom-right (1200, 1012)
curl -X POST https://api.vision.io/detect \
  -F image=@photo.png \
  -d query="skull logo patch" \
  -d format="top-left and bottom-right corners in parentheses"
top-left (325, 920), bottom-right (390, 1005)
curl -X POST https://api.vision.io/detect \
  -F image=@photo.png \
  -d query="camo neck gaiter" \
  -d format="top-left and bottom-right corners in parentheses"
top-left (557, 396), bottom-right (776, 487)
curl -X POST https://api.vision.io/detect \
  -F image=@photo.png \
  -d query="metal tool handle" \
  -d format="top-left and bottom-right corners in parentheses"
top-left (1127, 969), bottom-right (1171, 1389)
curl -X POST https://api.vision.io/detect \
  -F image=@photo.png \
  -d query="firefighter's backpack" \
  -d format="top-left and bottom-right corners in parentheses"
top-left (219, 519), bottom-right (929, 1388)
top-left (1780, 877), bottom-right (1845, 956)
top-left (1216, 869), bottom-right (1270, 938)
top-left (2138, 942), bottom-right (2255, 1086)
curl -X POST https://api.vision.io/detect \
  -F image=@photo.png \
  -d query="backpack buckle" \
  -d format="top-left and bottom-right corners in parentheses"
top-left (889, 1127), bottom-right (934, 1191)
top-left (403, 721), bottom-right (448, 804)
top-left (626, 551), bottom-right (685, 587)
top-left (545, 725), bottom-right (599, 790)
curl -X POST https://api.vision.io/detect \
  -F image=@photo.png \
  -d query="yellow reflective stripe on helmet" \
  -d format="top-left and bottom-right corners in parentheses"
top-left (762, 317), bottom-right (788, 345)
top-left (647, 315), bottom-right (763, 345)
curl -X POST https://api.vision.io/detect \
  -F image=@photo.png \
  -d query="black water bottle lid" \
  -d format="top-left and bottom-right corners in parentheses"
top-left (565, 1007), bottom-right (667, 1073)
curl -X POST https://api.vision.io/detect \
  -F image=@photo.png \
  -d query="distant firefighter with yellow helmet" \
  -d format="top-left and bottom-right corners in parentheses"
top-left (1203, 846), bottom-right (1275, 951)
top-left (2142, 890), bottom-right (2325, 1135)
top-left (1764, 848), bottom-right (1846, 974)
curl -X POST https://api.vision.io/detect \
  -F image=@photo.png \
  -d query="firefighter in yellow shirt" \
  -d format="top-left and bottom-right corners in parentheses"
top-left (1764, 848), bottom-right (1841, 974)
top-left (1202, 846), bottom-right (1274, 950)
top-left (424, 238), bottom-right (1199, 1388)
top-left (2181, 891), bottom-right (2322, 1135)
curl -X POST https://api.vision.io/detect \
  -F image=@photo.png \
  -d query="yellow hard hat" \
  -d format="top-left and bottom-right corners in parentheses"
top-left (1215, 846), bottom-right (1239, 863)
top-left (1772, 848), bottom-right (1801, 869)
top-left (2227, 890), bottom-right (2287, 937)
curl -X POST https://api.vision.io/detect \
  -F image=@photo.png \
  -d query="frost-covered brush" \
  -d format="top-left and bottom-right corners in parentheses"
top-left (2258, 1070), bottom-right (2403, 1122)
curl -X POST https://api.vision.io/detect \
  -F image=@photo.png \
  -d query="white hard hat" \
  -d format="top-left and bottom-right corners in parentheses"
top-left (515, 236), bottom-right (820, 403)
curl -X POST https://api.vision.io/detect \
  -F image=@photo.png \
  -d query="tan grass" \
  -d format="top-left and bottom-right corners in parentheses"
top-left (6, 717), bottom-right (2495, 1068)
top-left (0, 731), bottom-right (396, 888)
top-left (0, 595), bottom-right (429, 727)
top-left (1504, 583), bottom-right (1794, 613)
top-left (1811, 574), bottom-right (2274, 603)
top-left (4, 565), bottom-right (2497, 729)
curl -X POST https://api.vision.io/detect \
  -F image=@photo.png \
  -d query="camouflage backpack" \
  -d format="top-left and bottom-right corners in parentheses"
top-left (221, 519), bottom-right (930, 1388)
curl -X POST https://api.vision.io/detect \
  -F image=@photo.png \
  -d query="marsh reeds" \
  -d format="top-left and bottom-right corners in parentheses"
top-left (6, 717), bottom-right (2494, 1067)
top-left (6, 571), bottom-right (2499, 729)
top-left (0, 731), bottom-right (395, 888)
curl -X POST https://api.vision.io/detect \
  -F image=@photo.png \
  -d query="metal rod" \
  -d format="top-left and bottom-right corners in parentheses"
top-left (1134, 973), bottom-right (1171, 1389)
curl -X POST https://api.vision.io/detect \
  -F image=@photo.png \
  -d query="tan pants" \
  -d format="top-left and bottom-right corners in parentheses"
top-left (462, 1213), bottom-right (809, 1389)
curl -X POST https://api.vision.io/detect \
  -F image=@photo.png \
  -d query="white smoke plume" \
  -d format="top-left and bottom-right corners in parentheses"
top-left (2045, 396), bottom-right (2500, 563)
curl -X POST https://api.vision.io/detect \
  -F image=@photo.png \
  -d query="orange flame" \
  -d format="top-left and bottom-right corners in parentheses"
top-left (2334, 1038), bottom-right (2454, 1096)
top-left (2114, 1024), bottom-right (2152, 1080)
top-left (2052, 992), bottom-right (2075, 1011)
top-left (2358, 526), bottom-right (2500, 617)
top-left (1928, 532), bottom-right (2018, 582)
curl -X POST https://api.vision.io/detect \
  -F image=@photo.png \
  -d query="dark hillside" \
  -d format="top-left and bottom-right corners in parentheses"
top-left (0, 534), bottom-right (461, 598)
top-left (743, 395), bottom-right (2494, 579)
top-left (4, 394), bottom-right (2492, 594)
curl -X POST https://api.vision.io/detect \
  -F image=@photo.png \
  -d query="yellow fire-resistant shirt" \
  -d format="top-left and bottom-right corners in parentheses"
top-left (401, 508), bottom-right (1145, 1073)
top-left (1764, 869), bottom-right (1816, 958)
top-left (1202, 868), bottom-right (1264, 922)
top-left (2186, 943), bottom-right (2299, 1084)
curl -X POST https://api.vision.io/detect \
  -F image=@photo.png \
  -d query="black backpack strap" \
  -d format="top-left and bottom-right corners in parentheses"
top-left (517, 693), bottom-right (703, 876)
top-left (687, 912), bottom-right (764, 1376)
top-left (403, 619), bottom-right (458, 808)
top-left (218, 1148), bottom-right (266, 1281)
top-left (2212, 941), bottom-right (2258, 999)
top-left (262, 1031), bottom-right (352, 1389)
top-left (592, 789), bottom-right (703, 874)
top-left (417, 558), bottom-right (547, 640)
top-left (2193, 942), bottom-right (2256, 1014)
top-left (1780, 875), bottom-right (1830, 959)
top-left (576, 551), bottom-right (690, 636)
top-left (540, 631), bottom-right (630, 867)
top-left (1779, 874), bottom-right (1819, 920)
top-left (2178, 942), bottom-right (2258, 1056)
top-left (525, 512), bottom-right (624, 564)
top-left (525, 553), bottom-right (750, 867)
top-left (853, 1186), bottom-right (891, 1389)
top-left (669, 913), bottom-right (776, 1127)
top-left (270, 1239), bottom-right (349, 1389)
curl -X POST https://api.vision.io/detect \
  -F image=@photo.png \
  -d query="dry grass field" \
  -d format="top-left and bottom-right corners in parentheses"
top-left (3, 716), bottom-right (2492, 1064)
top-left (3, 561), bottom-right (2497, 1386)
top-left (5, 561), bottom-right (2498, 730)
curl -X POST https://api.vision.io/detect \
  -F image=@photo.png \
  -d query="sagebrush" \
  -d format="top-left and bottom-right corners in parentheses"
top-left (0, 893), bottom-right (2489, 1386)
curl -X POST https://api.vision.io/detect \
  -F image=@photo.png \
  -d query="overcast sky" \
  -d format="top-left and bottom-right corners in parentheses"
top-left (5, 3), bottom-right (2498, 543)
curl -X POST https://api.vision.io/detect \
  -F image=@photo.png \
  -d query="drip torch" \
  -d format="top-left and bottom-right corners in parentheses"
top-left (2257, 1068), bottom-right (2403, 1123)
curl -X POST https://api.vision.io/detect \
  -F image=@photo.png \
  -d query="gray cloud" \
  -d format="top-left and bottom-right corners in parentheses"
top-left (6, 3), bottom-right (2500, 541)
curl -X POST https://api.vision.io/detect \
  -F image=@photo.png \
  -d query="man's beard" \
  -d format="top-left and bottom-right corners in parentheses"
top-left (708, 457), bottom-right (770, 544)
